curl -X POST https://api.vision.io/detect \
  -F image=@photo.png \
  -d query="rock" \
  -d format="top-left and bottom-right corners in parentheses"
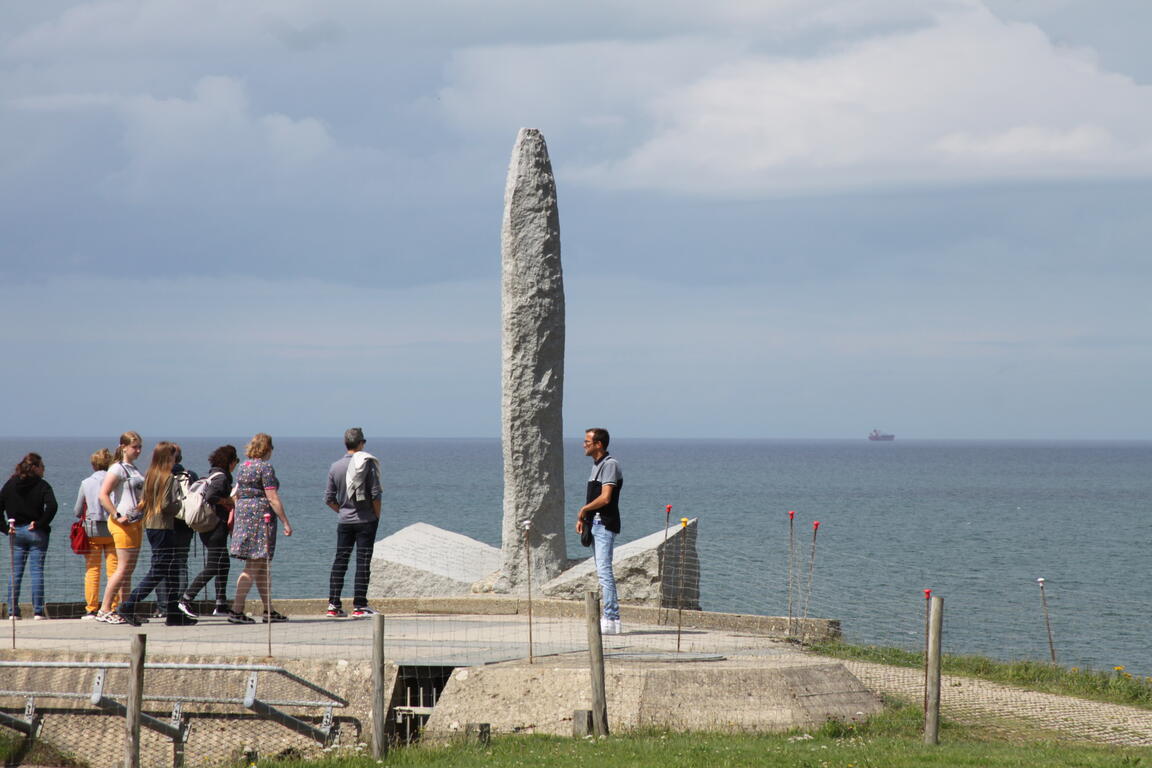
top-left (541, 518), bottom-right (700, 609)
top-left (367, 523), bottom-right (502, 598)
top-left (498, 128), bottom-right (567, 592)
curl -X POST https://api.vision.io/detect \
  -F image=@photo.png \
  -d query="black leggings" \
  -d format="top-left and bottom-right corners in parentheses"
top-left (183, 520), bottom-right (230, 604)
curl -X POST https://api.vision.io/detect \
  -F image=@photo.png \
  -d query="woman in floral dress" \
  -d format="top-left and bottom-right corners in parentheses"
top-left (228, 433), bottom-right (292, 624)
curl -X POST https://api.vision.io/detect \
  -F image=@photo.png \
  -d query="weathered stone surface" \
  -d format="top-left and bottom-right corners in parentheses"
top-left (498, 127), bottom-right (567, 592)
top-left (541, 518), bottom-right (700, 609)
top-left (368, 523), bottom-right (502, 598)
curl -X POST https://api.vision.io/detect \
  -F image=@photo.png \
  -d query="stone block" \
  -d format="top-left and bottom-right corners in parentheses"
top-left (541, 518), bottom-right (700, 609)
top-left (368, 523), bottom-right (502, 598)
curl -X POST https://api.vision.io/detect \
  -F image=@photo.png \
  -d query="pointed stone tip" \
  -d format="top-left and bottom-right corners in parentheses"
top-left (514, 127), bottom-right (545, 148)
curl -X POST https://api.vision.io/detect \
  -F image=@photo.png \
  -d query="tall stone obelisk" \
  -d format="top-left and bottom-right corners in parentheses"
top-left (498, 128), bottom-right (567, 592)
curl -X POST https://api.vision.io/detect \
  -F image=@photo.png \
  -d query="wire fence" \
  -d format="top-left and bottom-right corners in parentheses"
top-left (5, 508), bottom-right (1143, 675)
top-left (5, 508), bottom-right (1152, 767)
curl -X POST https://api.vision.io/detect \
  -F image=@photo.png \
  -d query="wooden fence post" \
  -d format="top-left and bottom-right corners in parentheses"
top-left (125, 633), bottom-right (145, 768)
top-left (372, 613), bottom-right (388, 758)
top-left (924, 595), bottom-right (943, 745)
top-left (585, 591), bottom-right (609, 737)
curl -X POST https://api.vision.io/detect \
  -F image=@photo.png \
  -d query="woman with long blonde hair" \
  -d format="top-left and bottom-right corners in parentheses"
top-left (228, 433), bottom-right (293, 623)
top-left (110, 442), bottom-right (196, 626)
top-left (98, 431), bottom-right (145, 624)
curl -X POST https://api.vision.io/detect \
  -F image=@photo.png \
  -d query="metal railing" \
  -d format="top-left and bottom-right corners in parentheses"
top-left (0, 660), bottom-right (348, 767)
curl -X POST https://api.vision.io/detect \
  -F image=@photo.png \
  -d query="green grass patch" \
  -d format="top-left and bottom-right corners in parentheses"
top-left (809, 639), bottom-right (1152, 709)
top-left (0, 728), bottom-right (87, 767)
top-left (223, 702), bottom-right (1152, 768)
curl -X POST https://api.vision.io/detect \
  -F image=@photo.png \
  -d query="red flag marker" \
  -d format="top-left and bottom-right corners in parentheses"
top-left (924, 589), bottom-right (932, 600)
top-left (813, 520), bottom-right (821, 531)
top-left (788, 510), bottom-right (795, 520)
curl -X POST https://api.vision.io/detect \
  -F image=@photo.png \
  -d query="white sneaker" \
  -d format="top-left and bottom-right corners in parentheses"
top-left (600, 618), bottom-right (622, 635)
top-left (80, 611), bottom-right (99, 621)
top-left (33, 614), bottom-right (48, 621)
top-left (612, 619), bottom-right (622, 634)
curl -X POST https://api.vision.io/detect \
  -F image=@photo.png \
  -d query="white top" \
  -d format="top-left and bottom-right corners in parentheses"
top-left (345, 450), bottom-right (381, 504)
top-left (74, 470), bottom-right (109, 521)
top-left (108, 462), bottom-right (144, 519)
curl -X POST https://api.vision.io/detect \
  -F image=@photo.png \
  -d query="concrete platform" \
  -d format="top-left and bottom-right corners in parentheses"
top-left (0, 599), bottom-right (871, 767)
top-left (0, 596), bottom-right (839, 665)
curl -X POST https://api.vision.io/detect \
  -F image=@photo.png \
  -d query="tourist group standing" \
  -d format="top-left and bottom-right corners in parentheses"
top-left (4, 425), bottom-right (626, 630)
top-left (0, 427), bottom-right (393, 626)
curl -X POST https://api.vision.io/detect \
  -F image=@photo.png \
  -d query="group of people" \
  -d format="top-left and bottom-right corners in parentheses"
top-left (1, 427), bottom-right (384, 626)
top-left (2, 425), bottom-right (624, 634)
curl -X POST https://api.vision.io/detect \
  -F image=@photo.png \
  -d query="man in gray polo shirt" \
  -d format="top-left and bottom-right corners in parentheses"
top-left (576, 427), bottom-right (623, 634)
top-left (325, 427), bottom-right (382, 618)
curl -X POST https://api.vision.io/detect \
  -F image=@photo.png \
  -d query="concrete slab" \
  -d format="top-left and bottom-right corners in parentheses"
top-left (542, 519), bottom-right (701, 608)
top-left (368, 523), bottom-right (502, 598)
top-left (425, 659), bottom-right (883, 737)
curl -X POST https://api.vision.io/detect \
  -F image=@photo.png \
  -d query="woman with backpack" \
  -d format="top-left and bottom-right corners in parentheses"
top-left (0, 452), bottom-right (58, 620)
top-left (74, 448), bottom-right (119, 620)
top-left (178, 444), bottom-right (239, 618)
top-left (165, 444), bottom-right (197, 619)
top-left (98, 431), bottom-right (145, 624)
top-left (110, 442), bottom-right (198, 627)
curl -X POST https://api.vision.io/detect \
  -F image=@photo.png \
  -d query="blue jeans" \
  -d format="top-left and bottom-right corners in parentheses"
top-left (9, 525), bottom-right (48, 617)
top-left (160, 523), bottom-right (194, 614)
top-left (591, 517), bottom-right (618, 621)
top-left (122, 529), bottom-right (179, 617)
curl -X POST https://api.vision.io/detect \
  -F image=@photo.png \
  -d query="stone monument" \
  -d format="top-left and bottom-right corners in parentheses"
top-left (497, 128), bottom-right (567, 591)
top-left (368, 128), bottom-right (698, 608)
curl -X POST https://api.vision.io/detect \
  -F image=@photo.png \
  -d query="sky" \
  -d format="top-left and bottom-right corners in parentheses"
top-left (1, 0), bottom-right (1150, 440)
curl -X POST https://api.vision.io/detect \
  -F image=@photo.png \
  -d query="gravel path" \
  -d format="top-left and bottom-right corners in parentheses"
top-left (842, 659), bottom-right (1152, 746)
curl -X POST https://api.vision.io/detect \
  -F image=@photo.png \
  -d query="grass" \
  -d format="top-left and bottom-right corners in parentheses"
top-left (6, 701), bottom-right (1150, 767)
top-left (0, 728), bottom-right (87, 767)
top-left (212, 701), bottom-right (1151, 768)
top-left (809, 639), bottom-right (1152, 709)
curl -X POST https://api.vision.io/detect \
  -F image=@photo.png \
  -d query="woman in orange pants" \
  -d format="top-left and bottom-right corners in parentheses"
top-left (74, 448), bottom-right (120, 618)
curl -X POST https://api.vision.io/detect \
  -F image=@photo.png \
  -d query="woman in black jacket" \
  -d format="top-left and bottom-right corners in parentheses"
top-left (0, 453), bottom-right (58, 619)
top-left (179, 445), bottom-right (239, 618)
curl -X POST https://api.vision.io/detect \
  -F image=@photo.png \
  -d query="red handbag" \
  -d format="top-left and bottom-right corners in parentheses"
top-left (70, 511), bottom-right (90, 555)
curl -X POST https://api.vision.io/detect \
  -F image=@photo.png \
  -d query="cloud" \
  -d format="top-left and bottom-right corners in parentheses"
top-left (109, 76), bottom-right (336, 201)
top-left (6, 0), bottom-right (957, 57)
top-left (436, 3), bottom-right (1152, 195)
top-left (13, 0), bottom-right (1148, 202)
top-left (601, 7), bottom-right (1152, 192)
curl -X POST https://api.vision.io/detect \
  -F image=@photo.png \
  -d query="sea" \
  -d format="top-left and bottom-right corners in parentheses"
top-left (2, 437), bottom-right (1149, 675)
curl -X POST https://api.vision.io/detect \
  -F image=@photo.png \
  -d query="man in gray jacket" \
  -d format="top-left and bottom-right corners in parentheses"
top-left (324, 427), bottom-right (382, 618)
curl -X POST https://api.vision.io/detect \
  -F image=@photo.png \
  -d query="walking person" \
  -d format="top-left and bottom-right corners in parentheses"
top-left (575, 428), bottom-right (624, 635)
top-left (162, 444), bottom-right (197, 619)
top-left (324, 428), bottom-right (381, 618)
top-left (74, 448), bottom-right (119, 620)
top-left (114, 442), bottom-right (196, 626)
top-left (228, 434), bottom-right (292, 624)
top-left (98, 431), bottom-right (146, 624)
top-left (179, 445), bottom-right (238, 618)
top-left (0, 453), bottom-right (58, 620)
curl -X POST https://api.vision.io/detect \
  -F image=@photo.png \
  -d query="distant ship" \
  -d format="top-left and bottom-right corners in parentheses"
top-left (868, 429), bottom-right (895, 441)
